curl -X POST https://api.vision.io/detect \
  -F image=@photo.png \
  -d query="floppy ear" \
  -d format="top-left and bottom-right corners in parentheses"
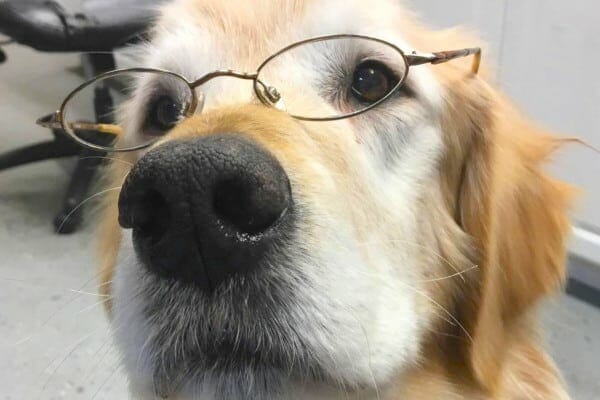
top-left (454, 83), bottom-right (575, 392)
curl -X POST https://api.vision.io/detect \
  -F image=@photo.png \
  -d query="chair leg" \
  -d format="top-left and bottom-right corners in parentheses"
top-left (53, 52), bottom-right (117, 234)
top-left (0, 140), bottom-right (79, 171)
top-left (53, 149), bottom-right (106, 234)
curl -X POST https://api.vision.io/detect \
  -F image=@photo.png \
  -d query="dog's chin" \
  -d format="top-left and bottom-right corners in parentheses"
top-left (112, 241), bottom-right (330, 398)
top-left (148, 319), bottom-right (328, 399)
top-left (151, 345), bottom-right (319, 400)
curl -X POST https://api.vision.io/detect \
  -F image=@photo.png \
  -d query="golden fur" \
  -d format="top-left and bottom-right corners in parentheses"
top-left (98, 1), bottom-right (575, 398)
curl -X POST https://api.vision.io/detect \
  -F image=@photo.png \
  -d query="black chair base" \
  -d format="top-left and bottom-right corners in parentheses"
top-left (0, 52), bottom-right (116, 234)
top-left (0, 0), bottom-right (163, 234)
top-left (0, 128), bottom-right (106, 234)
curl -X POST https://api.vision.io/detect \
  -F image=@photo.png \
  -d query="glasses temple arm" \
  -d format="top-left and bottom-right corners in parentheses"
top-left (36, 111), bottom-right (123, 136)
top-left (406, 47), bottom-right (482, 74)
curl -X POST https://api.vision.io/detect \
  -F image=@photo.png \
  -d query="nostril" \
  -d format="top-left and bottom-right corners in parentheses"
top-left (213, 177), bottom-right (290, 235)
top-left (130, 189), bottom-right (171, 244)
top-left (118, 136), bottom-right (295, 290)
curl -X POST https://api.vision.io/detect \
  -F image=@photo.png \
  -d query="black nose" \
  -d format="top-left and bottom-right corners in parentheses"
top-left (118, 135), bottom-right (293, 291)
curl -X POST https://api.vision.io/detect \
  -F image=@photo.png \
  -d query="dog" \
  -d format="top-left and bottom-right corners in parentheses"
top-left (97, 0), bottom-right (574, 398)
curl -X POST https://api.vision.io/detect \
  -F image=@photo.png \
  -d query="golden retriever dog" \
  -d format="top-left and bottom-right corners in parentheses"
top-left (96, 0), bottom-right (574, 398)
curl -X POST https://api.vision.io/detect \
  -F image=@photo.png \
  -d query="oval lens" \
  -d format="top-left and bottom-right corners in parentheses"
top-left (61, 69), bottom-right (193, 151)
top-left (256, 36), bottom-right (407, 121)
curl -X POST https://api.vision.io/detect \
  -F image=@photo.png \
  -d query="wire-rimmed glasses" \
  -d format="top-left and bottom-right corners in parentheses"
top-left (37, 34), bottom-right (481, 152)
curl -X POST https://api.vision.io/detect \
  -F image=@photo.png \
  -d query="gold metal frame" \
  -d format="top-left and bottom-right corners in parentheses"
top-left (37, 34), bottom-right (481, 152)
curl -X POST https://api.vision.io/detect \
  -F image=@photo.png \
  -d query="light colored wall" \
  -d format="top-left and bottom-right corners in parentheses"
top-left (411, 0), bottom-right (600, 265)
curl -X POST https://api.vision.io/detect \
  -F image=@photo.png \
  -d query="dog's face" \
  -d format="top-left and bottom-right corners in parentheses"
top-left (99, 1), bottom-right (573, 399)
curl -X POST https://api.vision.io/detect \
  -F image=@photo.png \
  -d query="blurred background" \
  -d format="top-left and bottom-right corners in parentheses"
top-left (0, 0), bottom-right (598, 399)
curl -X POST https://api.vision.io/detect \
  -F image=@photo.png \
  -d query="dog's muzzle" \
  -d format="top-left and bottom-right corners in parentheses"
top-left (118, 134), bottom-right (293, 292)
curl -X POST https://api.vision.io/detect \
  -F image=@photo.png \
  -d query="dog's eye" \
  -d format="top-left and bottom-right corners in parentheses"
top-left (144, 95), bottom-right (184, 135)
top-left (351, 60), bottom-right (398, 103)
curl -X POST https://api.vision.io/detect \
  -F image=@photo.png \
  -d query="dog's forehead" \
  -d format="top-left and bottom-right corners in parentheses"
top-left (153, 0), bottom-right (416, 72)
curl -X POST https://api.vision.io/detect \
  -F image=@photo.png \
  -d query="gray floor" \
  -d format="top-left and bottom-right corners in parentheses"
top-left (0, 42), bottom-right (599, 400)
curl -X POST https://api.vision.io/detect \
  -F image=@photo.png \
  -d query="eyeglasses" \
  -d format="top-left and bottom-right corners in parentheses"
top-left (37, 34), bottom-right (481, 152)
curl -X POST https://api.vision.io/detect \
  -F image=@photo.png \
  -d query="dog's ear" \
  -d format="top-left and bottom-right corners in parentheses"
top-left (451, 80), bottom-right (575, 391)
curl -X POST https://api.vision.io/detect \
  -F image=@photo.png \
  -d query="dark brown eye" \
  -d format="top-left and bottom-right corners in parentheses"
top-left (144, 95), bottom-right (183, 135)
top-left (351, 60), bottom-right (398, 103)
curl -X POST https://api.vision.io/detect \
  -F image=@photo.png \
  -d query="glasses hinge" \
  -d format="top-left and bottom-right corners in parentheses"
top-left (405, 51), bottom-right (436, 66)
top-left (36, 110), bottom-right (62, 128)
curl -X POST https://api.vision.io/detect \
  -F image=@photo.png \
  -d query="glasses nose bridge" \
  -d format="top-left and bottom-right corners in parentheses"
top-left (189, 69), bottom-right (283, 112)
top-left (189, 69), bottom-right (258, 89)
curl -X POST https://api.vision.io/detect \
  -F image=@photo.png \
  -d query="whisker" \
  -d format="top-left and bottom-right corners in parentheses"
top-left (418, 265), bottom-right (479, 283)
top-left (427, 328), bottom-right (463, 340)
top-left (14, 263), bottom-right (114, 346)
top-left (399, 281), bottom-right (473, 342)
top-left (78, 156), bottom-right (134, 167)
top-left (355, 238), bottom-right (466, 281)
top-left (76, 51), bottom-right (123, 56)
top-left (90, 363), bottom-right (123, 400)
top-left (0, 277), bottom-right (36, 284)
top-left (331, 259), bottom-right (476, 292)
top-left (38, 332), bottom-right (95, 398)
top-left (68, 289), bottom-right (110, 297)
top-left (56, 187), bottom-right (122, 233)
top-left (98, 279), bottom-right (113, 288)
top-left (0, 277), bottom-right (110, 298)
top-left (74, 297), bottom-right (113, 315)
top-left (83, 345), bottom-right (114, 383)
top-left (431, 310), bottom-right (457, 327)
top-left (82, 326), bottom-right (124, 383)
top-left (349, 311), bottom-right (381, 400)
